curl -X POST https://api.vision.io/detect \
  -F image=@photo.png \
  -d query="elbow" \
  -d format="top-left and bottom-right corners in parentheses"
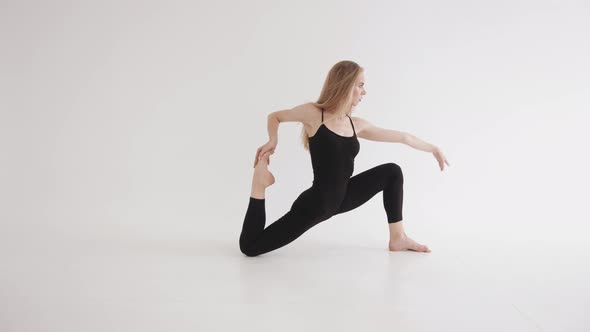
top-left (268, 112), bottom-right (280, 123)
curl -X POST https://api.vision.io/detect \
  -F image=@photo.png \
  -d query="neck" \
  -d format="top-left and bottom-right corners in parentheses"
top-left (323, 107), bottom-right (350, 120)
top-left (336, 112), bottom-right (350, 120)
top-left (326, 110), bottom-right (348, 119)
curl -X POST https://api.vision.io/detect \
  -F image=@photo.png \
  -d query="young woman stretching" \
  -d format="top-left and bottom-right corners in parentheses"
top-left (239, 60), bottom-right (450, 257)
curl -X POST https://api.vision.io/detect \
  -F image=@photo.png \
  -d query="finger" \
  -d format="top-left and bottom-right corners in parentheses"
top-left (254, 151), bottom-right (261, 167)
top-left (256, 149), bottom-right (265, 164)
top-left (263, 151), bottom-right (270, 165)
top-left (254, 149), bottom-right (261, 166)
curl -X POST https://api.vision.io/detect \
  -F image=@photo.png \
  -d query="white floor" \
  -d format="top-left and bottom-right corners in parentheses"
top-left (2, 226), bottom-right (588, 332)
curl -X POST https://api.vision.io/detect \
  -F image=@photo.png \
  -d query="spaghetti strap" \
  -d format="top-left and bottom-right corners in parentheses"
top-left (347, 115), bottom-right (356, 136)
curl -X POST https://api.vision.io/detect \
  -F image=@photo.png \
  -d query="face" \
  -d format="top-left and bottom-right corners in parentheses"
top-left (351, 71), bottom-right (366, 107)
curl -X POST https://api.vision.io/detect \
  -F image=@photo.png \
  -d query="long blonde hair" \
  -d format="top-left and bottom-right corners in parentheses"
top-left (301, 60), bottom-right (364, 151)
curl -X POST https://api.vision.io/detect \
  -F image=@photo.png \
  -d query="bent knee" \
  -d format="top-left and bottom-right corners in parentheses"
top-left (240, 244), bottom-right (260, 257)
top-left (385, 162), bottom-right (403, 182)
top-left (239, 239), bottom-right (261, 257)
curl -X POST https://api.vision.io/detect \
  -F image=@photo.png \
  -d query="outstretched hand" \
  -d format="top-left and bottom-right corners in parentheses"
top-left (253, 140), bottom-right (277, 168)
top-left (433, 148), bottom-right (450, 171)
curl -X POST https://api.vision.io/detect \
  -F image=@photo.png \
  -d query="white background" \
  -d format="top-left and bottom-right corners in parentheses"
top-left (2, 0), bottom-right (589, 331)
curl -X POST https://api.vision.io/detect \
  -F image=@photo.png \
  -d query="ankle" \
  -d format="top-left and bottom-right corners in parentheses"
top-left (389, 232), bottom-right (407, 241)
top-left (250, 182), bottom-right (265, 199)
top-left (388, 221), bottom-right (406, 240)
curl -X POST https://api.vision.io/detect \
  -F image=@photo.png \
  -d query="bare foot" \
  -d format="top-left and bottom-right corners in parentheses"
top-left (253, 151), bottom-right (275, 188)
top-left (389, 234), bottom-right (431, 253)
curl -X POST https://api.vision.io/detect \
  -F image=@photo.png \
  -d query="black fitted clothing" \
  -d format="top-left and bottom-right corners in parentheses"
top-left (240, 110), bottom-right (404, 257)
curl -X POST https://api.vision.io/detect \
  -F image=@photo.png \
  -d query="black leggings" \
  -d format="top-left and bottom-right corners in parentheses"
top-left (239, 163), bottom-right (404, 257)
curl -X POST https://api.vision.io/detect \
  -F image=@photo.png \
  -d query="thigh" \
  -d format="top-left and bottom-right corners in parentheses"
top-left (333, 163), bottom-right (398, 216)
top-left (290, 186), bottom-right (330, 220)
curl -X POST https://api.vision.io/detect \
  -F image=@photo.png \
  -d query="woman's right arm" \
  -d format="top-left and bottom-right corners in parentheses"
top-left (266, 112), bottom-right (280, 144)
top-left (254, 103), bottom-right (314, 167)
top-left (267, 102), bottom-right (314, 142)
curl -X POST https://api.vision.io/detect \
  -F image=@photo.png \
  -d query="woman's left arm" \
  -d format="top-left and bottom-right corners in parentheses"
top-left (353, 116), bottom-right (450, 171)
top-left (406, 133), bottom-right (451, 171)
top-left (404, 133), bottom-right (437, 153)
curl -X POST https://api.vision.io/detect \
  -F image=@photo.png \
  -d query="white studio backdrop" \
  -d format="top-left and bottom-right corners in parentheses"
top-left (1, 0), bottom-right (589, 254)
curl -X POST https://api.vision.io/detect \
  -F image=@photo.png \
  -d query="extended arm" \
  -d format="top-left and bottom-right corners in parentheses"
top-left (353, 116), bottom-right (438, 152)
top-left (352, 116), bottom-right (450, 171)
top-left (404, 133), bottom-right (438, 153)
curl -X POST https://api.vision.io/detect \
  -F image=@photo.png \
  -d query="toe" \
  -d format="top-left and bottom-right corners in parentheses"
top-left (414, 243), bottom-right (428, 252)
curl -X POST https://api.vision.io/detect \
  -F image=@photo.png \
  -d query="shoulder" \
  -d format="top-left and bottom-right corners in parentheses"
top-left (273, 101), bottom-right (320, 125)
top-left (293, 101), bottom-right (323, 124)
top-left (349, 116), bottom-right (407, 142)
top-left (289, 101), bottom-right (321, 115)
top-left (303, 102), bottom-right (322, 114)
top-left (350, 115), bottom-right (369, 124)
top-left (349, 116), bottom-right (374, 134)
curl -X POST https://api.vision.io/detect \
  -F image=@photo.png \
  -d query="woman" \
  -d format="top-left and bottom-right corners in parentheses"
top-left (239, 60), bottom-right (450, 257)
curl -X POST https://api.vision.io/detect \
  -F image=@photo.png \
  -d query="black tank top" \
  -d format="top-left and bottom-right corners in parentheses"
top-left (309, 109), bottom-right (360, 186)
